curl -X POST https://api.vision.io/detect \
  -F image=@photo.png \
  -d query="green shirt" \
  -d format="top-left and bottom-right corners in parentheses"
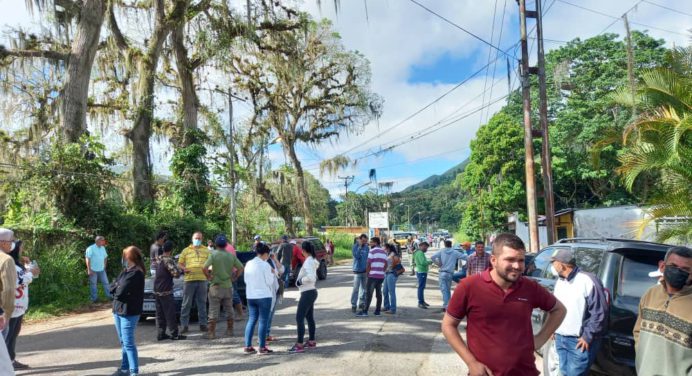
top-left (204, 250), bottom-right (243, 289)
top-left (413, 250), bottom-right (432, 273)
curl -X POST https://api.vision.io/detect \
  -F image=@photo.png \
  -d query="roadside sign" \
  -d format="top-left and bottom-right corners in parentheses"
top-left (369, 212), bottom-right (389, 229)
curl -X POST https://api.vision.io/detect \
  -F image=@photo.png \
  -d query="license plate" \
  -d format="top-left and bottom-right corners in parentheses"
top-left (143, 301), bottom-right (156, 312)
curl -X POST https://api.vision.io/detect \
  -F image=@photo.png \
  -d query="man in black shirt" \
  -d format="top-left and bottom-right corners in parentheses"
top-left (154, 240), bottom-right (185, 341)
top-left (150, 231), bottom-right (167, 277)
top-left (276, 235), bottom-right (293, 287)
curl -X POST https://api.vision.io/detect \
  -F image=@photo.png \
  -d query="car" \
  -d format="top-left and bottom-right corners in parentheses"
top-left (269, 237), bottom-right (328, 286)
top-left (524, 238), bottom-right (670, 376)
top-left (392, 232), bottom-right (415, 250)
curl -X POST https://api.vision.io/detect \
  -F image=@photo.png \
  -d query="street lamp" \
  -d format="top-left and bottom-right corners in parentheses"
top-left (399, 203), bottom-right (411, 230)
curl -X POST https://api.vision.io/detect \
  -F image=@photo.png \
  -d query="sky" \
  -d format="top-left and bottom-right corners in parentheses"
top-left (1, 0), bottom-right (690, 198)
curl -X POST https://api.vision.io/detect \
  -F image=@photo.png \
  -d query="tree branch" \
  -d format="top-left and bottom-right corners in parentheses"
top-left (0, 46), bottom-right (68, 61)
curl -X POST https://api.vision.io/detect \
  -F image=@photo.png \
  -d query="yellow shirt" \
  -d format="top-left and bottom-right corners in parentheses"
top-left (178, 246), bottom-right (210, 282)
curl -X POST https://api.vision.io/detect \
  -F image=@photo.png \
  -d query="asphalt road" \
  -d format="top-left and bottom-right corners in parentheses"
top-left (15, 256), bottom-right (543, 376)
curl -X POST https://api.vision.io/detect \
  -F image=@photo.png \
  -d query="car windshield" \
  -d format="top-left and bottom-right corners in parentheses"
top-left (618, 256), bottom-right (660, 298)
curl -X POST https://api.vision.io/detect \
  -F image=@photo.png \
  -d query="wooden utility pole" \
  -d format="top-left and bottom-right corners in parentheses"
top-left (623, 14), bottom-right (637, 118)
top-left (536, 0), bottom-right (556, 244)
top-left (338, 175), bottom-right (355, 196)
top-left (518, 0), bottom-right (540, 252)
top-left (228, 89), bottom-right (237, 246)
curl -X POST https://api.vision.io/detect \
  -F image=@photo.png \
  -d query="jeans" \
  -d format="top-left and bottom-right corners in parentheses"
top-left (155, 294), bottom-right (178, 335)
top-left (232, 281), bottom-right (241, 306)
top-left (364, 277), bottom-right (384, 313)
top-left (439, 271), bottom-right (453, 309)
top-left (452, 269), bottom-right (466, 283)
top-left (4, 315), bottom-right (23, 360)
top-left (282, 263), bottom-right (291, 286)
top-left (88, 270), bottom-right (112, 302)
top-left (383, 273), bottom-right (398, 313)
top-left (208, 285), bottom-right (233, 322)
top-left (266, 297), bottom-right (277, 337)
top-left (555, 334), bottom-right (601, 376)
top-left (180, 280), bottom-right (207, 327)
top-left (244, 297), bottom-right (272, 348)
top-left (296, 289), bottom-right (318, 343)
top-left (417, 272), bottom-right (428, 305)
top-left (113, 314), bottom-right (139, 374)
top-left (351, 272), bottom-right (366, 308)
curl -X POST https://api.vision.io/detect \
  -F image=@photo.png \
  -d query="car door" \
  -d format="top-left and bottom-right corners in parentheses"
top-left (526, 247), bottom-right (563, 336)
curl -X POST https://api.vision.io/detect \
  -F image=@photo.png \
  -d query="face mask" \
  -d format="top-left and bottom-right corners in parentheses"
top-left (9, 242), bottom-right (16, 252)
top-left (550, 265), bottom-right (559, 277)
top-left (121, 258), bottom-right (128, 268)
top-left (664, 266), bottom-right (690, 290)
top-left (193, 239), bottom-right (202, 247)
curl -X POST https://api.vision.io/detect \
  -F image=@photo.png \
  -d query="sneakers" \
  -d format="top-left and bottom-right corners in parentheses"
top-left (384, 310), bottom-right (395, 314)
top-left (373, 311), bottom-right (381, 316)
top-left (12, 360), bottom-right (29, 370)
top-left (243, 346), bottom-right (256, 354)
top-left (288, 344), bottom-right (305, 353)
top-left (351, 305), bottom-right (357, 313)
top-left (418, 304), bottom-right (428, 309)
top-left (181, 326), bottom-right (189, 334)
top-left (258, 347), bottom-right (274, 355)
top-left (303, 340), bottom-right (317, 349)
top-left (266, 336), bottom-right (276, 342)
top-left (423, 302), bottom-right (430, 307)
top-left (170, 334), bottom-right (187, 340)
top-left (200, 325), bottom-right (208, 332)
top-left (355, 311), bottom-right (368, 317)
top-left (157, 333), bottom-right (171, 341)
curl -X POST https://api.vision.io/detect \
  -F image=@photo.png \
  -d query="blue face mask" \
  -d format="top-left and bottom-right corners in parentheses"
top-left (193, 239), bottom-right (202, 247)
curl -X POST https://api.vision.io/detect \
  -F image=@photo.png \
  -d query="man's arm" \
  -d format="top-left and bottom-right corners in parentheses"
top-left (579, 279), bottom-right (609, 349)
top-left (534, 299), bottom-right (567, 350)
top-left (441, 315), bottom-right (494, 376)
top-left (0, 259), bottom-right (16, 320)
top-left (85, 258), bottom-right (93, 275)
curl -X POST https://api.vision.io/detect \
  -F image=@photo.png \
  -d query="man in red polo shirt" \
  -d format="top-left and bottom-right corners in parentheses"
top-left (441, 233), bottom-right (566, 376)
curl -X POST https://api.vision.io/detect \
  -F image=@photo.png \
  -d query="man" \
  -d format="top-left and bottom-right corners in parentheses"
top-left (0, 228), bottom-right (15, 374)
top-left (154, 240), bottom-right (186, 341)
top-left (203, 235), bottom-right (244, 340)
top-left (551, 249), bottom-right (608, 376)
top-left (149, 231), bottom-right (167, 277)
top-left (178, 231), bottom-right (211, 334)
top-left (252, 235), bottom-right (262, 252)
top-left (413, 241), bottom-right (433, 309)
top-left (466, 241), bottom-right (490, 277)
top-left (442, 233), bottom-right (566, 376)
top-left (351, 234), bottom-right (369, 313)
top-left (432, 240), bottom-right (466, 312)
top-left (357, 237), bottom-right (387, 317)
top-left (276, 235), bottom-right (293, 288)
top-left (461, 241), bottom-right (473, 256)
top-left (85, 236), bottom-right (112, 302)
top-left (634, 246), bottom-right (692, 376)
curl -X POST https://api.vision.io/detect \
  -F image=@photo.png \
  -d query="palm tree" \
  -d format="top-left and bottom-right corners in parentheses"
top-left (615, 47), bottom-right (692, 243)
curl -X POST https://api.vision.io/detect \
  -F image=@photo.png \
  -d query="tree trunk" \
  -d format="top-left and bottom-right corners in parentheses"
top-left (286, 141), bottom-right (314, 235)
top-left (172, 22), bottom-right (199, 147)
top-left (256, 181), bottom-right (296, 236)
top-left (62, 0), bottom-right (107, 143)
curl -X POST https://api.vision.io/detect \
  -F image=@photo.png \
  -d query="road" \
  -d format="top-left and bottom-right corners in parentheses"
top-left (15, 259), bottom-right (544, 375)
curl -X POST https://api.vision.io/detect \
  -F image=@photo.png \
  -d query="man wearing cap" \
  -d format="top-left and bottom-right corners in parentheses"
top-left (0, 228), bottom-right (16, 374)
top-left (178, 231), bottom-right (211, 334)
top-left (551, 248), bottom-right (608, 376)
top-left (276, 235), bottom-right (293, 288)
top-left (203, 235), bottom-right (244, 339)
top-left (252, 235), bottom-right (262, 252)
top-left (85, 235), bottom-right (112, 303)
top-left (351, 234), bottom-right (369, 313)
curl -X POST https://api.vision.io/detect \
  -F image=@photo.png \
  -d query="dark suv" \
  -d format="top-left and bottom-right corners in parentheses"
top-left (525, 238), bottom-right (670, 376)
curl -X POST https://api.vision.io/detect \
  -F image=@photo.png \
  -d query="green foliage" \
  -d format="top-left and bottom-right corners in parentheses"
top-left (170, 132), bottom-right (210, 217)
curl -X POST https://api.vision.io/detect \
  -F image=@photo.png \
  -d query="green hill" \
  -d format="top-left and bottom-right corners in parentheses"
top-left (403, 159), bottom-right (469, 192)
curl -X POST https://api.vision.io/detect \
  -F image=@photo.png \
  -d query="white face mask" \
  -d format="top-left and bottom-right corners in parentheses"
top-left (550, 265), bottom-right (559, 277)
top-left (9, 242), bottom-right (16, 252)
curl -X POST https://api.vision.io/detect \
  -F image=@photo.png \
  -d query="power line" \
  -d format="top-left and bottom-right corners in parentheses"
top-left (480, 0), bottom-right (501, 126)
top-left (642, 0), bottom-right (692, 17)
top-left (484, 0), bottom-right (509, 124)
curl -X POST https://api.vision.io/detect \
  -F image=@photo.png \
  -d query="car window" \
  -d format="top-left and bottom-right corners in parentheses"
top-left (618, 256), bottom-right (659, 298)
top-left (527, 247), bottom-right (557, 278)
top-left (574, 247), bottom-right (604, 274)
top-left (311, 239), bottom-right (325, 250)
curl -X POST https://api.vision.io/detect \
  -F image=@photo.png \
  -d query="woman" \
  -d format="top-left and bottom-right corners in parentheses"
top-left (6, 240), bottom-right (39, 370)
top-left (288, 241), bottom-right (319, 353)
top-left (112, 246), bottom-right (145, 376)
top-left (326, 239), bottom-right (335, 266)
top-left (243, 243), bottom-right (276, 355)
top-left (383, 243), bottom-right (401, 315)
top-left (265, 250), bottom-right (284, 343)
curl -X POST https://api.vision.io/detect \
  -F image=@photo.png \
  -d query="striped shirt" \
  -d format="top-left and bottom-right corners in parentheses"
top-left (367, 247), bottom-right (387, 279)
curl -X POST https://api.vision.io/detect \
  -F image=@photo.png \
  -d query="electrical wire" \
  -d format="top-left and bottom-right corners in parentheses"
top-left (479, 0), bottom-right (501, 126)
top-left (642, 0), bottom-right (692, 17)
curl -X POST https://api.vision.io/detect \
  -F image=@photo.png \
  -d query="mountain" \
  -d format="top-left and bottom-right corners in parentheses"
top-left (403, 159), bottom-right (469, 192)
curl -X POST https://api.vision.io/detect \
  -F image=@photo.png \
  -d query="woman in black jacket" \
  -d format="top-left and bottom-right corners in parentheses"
top-left (111, 246), bottom-right (145, 376)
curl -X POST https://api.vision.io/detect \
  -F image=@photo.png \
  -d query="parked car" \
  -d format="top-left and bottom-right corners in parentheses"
top-left (392, 232), bottom-right (414, 250)
top-left (269, 237), bottom-right (328, 286)
top-left (524, 238), bottom-right (670, 376)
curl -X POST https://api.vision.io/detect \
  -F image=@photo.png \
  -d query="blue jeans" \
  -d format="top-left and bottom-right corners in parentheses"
top-left (181, 281), bottom-right (208, 327)
top-left (439, 272), bottom-right (453, 309)
top-left (113, 314), bottom-right (139, 374)
top-left (417, 272), bottom-right (428, 305)
top-left (89, 270), bottom-right (112, 302)
top-left (232, 281), bottom-right (241, 305)
top-left (266, 298), bottom-right (277, 337)
top-left (244, 297), bottom-right (272, 348)
top-left (351, 272), bottom-right (366, 308)
top-left (555, 334), bottom-right (601, 376)
top-left (452, 269), bottom-right (466, 283)
top-left (282, 264), bottom-right (291, 286)
top-left (383, 273), bottom-right (398, 313)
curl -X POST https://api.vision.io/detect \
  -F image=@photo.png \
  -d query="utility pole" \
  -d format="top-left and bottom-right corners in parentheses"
top-left (623, 14), bottom-right (637, 119)
top-left (338, 175), bottom-right (355, 196)
top-left (228, 89), bottom-right (237, 246)
top-left (518, 0), bottom-right (540, 252)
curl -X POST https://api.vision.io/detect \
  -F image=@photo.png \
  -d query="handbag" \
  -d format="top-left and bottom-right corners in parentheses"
top-left (393, 263), bottom-right (405, 276)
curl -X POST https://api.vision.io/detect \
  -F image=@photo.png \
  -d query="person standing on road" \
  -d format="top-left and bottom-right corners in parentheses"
top-left (351, 234), bottom-right (369, 313)
top-left (243, 243), bottom-right (276, 355)
top-left (413, 241), bottom-right (432, 309)
top-left (431, 240), bottom-right (466, 312)
top-left (0, 228), bottom-right (17, 375)
top-left (551, 249), bottom-right (609, 376)
top-left (178, 231), bottom-right (211, 334)
top-left (111, 246), bottom-right (145, 376)
top-left (5, 240), bottom-right (39, 370)
top-left (383, 243), bottom-right (401, 315)
top-left (466, 241), bottom-right (490, 278)
top-left (224, 241), bottom-right (245, 321)
top-left (288, 241), bottom-right (319, 353)
top-left (265, 248), bottom-right (284, 343)
top-left (441, 233), bottom-right (567, 376)
top-left (203, 235), bottom-right (244, 340)
top-left (326, 239), bottom-right (335, 266)
top-left (86, 236), bottom-right (112, 303)
top-left (154, 240), bottom-right (185, 341)
top-left (634, 246), bottom-right (692, 376)
top-left (149, 231), bottom-right (167, 277)
top-left (356, 237), bottom-right (387, 317)
top-left (252, 235), bottom-right (262, 252)
top-left (276, 235), bottom-right (293, 289)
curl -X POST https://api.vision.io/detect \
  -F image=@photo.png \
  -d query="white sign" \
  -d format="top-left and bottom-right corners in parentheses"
top-left (369, 212), bottom-right (389, 229)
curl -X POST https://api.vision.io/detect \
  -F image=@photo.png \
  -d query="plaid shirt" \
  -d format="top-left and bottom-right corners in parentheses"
top-left (466, 253), bottom-right (491, 276)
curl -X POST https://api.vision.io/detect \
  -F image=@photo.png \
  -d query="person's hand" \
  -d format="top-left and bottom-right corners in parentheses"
top-left (87, 270), bottom-right (94, 276)
top-left (468, 360), bottom-right (494, 376)
top-left (32, 266), bottom-right (41, 276)
top-left (576, 337), bottom-right (589, 352)
top-left (533, 334), bottom-right (549, 351)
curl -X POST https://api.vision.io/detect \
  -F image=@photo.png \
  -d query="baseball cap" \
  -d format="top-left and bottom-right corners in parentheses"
top-left (0, 228), bottom-right (13, 241)
top-left (254, 235), bottom-right (261, 241)
top-left (215, 235), bottom-right (228, 248)
top-left (551, 248), bottom-right (576, 265)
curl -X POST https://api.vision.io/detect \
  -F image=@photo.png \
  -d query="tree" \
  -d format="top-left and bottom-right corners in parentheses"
top-left (232, 18), bottom-right (381, 234)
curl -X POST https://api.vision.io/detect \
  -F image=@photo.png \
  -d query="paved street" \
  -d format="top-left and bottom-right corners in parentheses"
top-left (15, 261), bottom-right (543, 376)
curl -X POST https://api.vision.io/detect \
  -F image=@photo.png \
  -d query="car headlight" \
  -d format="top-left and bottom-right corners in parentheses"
top-left (173, 290), bottom-right (183, 298)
